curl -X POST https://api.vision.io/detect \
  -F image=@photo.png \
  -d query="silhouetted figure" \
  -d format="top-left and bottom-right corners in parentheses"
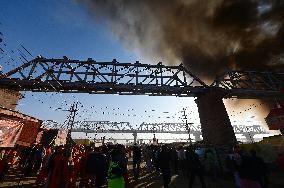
top-left (46, 147), bottom-right (69, 188)
top-left (108, 148), bottom-right (125, 188)
top-left (132, 144), bottom-right (141, 180)
top-left (204, 149), bottom-right (218, 181)
top-left (170, 147), bottom-right (178, 174)
top-left (177, 146), bottom-right (186, 175)
top-left (159, 145), bottom-right (171, 188)
top-left (144, 145), bottom-right (153, 173)
top-left (113, 145), bottom-right (129, 188)
top-left (23, 146), bottom-right (36, 176)
top-left (186, 147), bottom-right (206, 188)
top-left (85, 147), bottom-right (108, 188)
top-left (276, 153), bottom-right (284, 173)
top-left (250, 149), bottom-right (268, 188)
top-left (153, 146), bottom-right (160, 172)
top-left (33, 145), bottom-right (45, 174)
top-left (239, 149), bottom-right (267, 188)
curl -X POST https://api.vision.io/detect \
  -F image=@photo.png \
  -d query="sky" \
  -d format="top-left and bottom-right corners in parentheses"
top-left (0, 0), bottom-right (274, 142)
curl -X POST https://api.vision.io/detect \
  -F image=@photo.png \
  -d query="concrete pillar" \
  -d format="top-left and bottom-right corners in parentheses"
top-left (193, 133), bottom-right (202, 142)
top-left (133, 131), bottom-right (137, 144)
top-left (243, 133), bottom-right (254, 143)
top-left (195, 90), bottom-right (237, 146)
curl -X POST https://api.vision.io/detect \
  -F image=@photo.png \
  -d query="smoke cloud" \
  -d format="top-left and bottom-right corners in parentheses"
top-left (79, 0), bottom-right (284, 80)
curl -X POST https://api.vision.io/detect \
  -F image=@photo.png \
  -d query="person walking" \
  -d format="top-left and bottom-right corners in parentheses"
top-left (170, 147), bottom-right (178, 174)
top-left (46, 146), bottom-right (69, 188)
top-left (36, 147), bottom-right (52, 185)
top-left (132, 144), bottom-right (142, 181)
top-left (159, 145), bottom-right (172, 188)
top-left (238, 149), bottom-right (264, 188)
top-left (144, 145), bottom-right (153, 173)
top-left (108, 148), bottom-right (125, 188)
top-left (177, 146), bottom-right (186, 175)
top-left (85, 146), bottom-right (108, 188)
top-left (204, 149), bottom-right (218, 181)
top-left (186, 147), bottom-right (206, 188)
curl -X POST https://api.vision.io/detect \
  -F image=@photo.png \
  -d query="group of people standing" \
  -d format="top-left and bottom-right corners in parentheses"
top-left (0, 144), bottom-right (129, 188)
top-left (139, 145), bottom-right (208, 188)
top-left (226, 146), bottom-right (269, 188)
top-left (0, 143), bottom-right (284, 188)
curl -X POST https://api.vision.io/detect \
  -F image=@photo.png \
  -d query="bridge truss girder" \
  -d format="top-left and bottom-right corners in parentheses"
top-left (1, 57), bottom-right (284, 98)
top-left (0, 57), bottom-right (207, 97)
top-left (212, 71), bottom-right (284, 98)
top-left (42, 120), bottom-right (268, 135)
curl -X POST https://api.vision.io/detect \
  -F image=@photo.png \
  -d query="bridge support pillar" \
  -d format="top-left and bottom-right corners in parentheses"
top-left (243, 133), bottom-right (254, 143)
top-left (133, 131), bottom-right (137, 144)
top-left (195, 90), bottom-right (237, 146)
top-left (193, 134), bottom-right (202, 142)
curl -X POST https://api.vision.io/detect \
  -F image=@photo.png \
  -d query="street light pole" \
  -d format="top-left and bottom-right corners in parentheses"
top-left (182, 108), bottom-right (192, 145)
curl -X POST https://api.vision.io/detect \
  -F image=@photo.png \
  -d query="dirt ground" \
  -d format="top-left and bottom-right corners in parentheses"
top-left (1, 166), bottom-right (284, 188)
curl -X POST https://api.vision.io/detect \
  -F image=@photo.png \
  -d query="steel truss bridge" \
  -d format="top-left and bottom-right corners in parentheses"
top-left (0, 57), bottom-right (282, 145)
top-left (43, 120), bottom-right (269, 140)
top-left (0, 57), bottom-right (284, 98)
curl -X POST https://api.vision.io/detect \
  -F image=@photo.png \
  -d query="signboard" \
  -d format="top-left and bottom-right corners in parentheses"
top-left (265, 107), bottom-right (284, 130)
top-left (0, 118), bottom-right (23, 147)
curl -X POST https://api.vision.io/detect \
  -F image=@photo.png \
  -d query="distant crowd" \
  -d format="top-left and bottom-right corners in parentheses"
top-left (0, 143), bottom-right (284, 188)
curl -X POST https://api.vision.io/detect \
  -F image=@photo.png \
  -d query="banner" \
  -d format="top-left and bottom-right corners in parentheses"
top-left (0, 118), bottom-right (23, 147)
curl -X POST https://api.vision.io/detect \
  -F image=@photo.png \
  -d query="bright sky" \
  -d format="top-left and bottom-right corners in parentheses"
top-left (0, 1), bottom-right (275, 141)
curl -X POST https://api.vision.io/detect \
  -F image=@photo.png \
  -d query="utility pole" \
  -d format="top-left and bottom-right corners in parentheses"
top-left (65, 102), bottom-right (79, 157)
top-left (181, 108), bottom-right (192, 145)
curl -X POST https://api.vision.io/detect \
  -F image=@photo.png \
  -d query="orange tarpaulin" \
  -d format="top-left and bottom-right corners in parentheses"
top-left (16, 121), bottom-right (41, 146)
top-left (0, 106), bottom-right (42, 147)
top-left (0, 118), bottom-right (23, 147)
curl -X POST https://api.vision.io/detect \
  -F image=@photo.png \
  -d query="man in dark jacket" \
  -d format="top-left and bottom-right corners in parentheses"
top-left (85, 147), bottom-right (108, 188)
top-left (132, 144), bottom-right (141, 180)
top-left (186, 147), bottom-right (206, 188)
top-left (159, 145), bottom-right (172, 188)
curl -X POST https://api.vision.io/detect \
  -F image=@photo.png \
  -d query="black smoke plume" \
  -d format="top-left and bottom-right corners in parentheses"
top-left (79, 0), bottom-right (284, 80)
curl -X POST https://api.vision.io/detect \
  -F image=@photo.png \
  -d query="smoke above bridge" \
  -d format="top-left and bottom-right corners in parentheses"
top-left (79, 0), bottom-right (284, 80)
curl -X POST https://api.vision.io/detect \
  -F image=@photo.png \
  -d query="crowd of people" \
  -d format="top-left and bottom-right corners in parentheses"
top-left (0, 142), bottom-right (283, 188)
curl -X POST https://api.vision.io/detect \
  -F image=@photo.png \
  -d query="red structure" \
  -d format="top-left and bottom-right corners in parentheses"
top-left (0, 106), bottom-right (42, 147)
top-left (265, 88), bottom-right (284, 134)
top-left (265, 106), bottom-right (284, 130)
